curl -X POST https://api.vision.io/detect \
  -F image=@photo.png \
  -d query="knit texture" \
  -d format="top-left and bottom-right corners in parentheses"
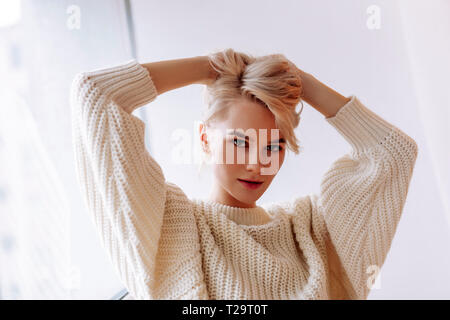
top-left (70, 59), bottom-right (418, 300)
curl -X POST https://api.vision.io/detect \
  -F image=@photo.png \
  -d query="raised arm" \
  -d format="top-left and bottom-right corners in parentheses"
top-left (296, 68), bottom-right (351, 119)
top-left (141, 55), bottom-right (218, 96)
top-left (291, 67), bottom-right (418, 299)
top-left (70, 56), bottom-right (214, 299)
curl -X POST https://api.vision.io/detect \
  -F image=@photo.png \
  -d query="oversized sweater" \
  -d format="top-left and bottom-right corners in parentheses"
top-left (70, 59), bottom-right (418, 300)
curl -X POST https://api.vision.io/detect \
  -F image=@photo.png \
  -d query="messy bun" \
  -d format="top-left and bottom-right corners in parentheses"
top-left (201, 48), bottom-right (304, 155)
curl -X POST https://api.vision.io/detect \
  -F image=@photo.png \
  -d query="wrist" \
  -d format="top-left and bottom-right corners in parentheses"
top-left (297, 70), bottom-right (317, 103)
top-left (196, 56), bottom-right (218, 85)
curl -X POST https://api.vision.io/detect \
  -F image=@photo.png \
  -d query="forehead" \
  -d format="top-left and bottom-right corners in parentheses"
top-left (218, 97), bottom-right (281, 137)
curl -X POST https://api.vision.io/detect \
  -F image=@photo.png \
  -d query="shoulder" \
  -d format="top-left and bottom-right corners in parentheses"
top-left (163, 181), bottom-right (195, 215)
top-left (259, 195), bottom-right (314, 226)
top-left (266, 194), bottom-right (329, 236)
top-left (265, 195), bottom-right (313, 216)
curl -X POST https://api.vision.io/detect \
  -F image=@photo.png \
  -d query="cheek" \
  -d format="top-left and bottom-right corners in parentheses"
top-left (213, 164), bottom-right (234, 180)
top-left (213, 164), bottom-right (241, 186)
top-left (277, 153), bottom-right (286, 170)
top-left (211, 141), bottom-right (239, 166)
top-left (262, 151), bottom-right (285, 172)
top-left (210, 140), bottom-right (228, 164)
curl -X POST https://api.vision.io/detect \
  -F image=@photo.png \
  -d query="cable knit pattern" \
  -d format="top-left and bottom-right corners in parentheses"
top-left (70, 59), bottom-right (418, 300)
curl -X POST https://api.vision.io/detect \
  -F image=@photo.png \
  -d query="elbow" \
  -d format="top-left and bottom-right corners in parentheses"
top-left (70, 72), bottom-right (90, 104)
top-left (403, 129), bottom-right (419, 160)
top-left (411, 138), bottom-right (419, 162)
top-left (70, 71), bottom-right (103, 113)
top-left (71, 72), bottom-right (90, 92)
top-left (385, 128), bottom-right (419, 168)
top-left (403, 133), bottom-right (419, 166)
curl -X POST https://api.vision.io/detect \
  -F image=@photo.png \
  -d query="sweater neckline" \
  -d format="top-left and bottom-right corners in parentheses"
top-left (201, 199), bottom-right (278, 226)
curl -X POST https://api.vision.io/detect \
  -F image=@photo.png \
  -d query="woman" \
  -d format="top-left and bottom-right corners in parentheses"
top-left (70, 48), bottom-right (418, 300)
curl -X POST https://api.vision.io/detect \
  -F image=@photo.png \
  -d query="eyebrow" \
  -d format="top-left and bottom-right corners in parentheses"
top-left (227, 129), bottom-right (286, 144)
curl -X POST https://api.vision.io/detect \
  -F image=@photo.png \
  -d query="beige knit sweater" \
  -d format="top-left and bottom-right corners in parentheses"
top-left (70, 59), bottom-right (418, 300)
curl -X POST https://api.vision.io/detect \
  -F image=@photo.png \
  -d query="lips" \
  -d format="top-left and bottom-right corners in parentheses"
top-left (238, 178), bottom-right (263, 183)
top-left (238, 179), bottom-right (263, 190)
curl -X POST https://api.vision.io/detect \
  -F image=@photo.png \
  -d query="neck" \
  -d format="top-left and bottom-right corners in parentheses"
top-left (209, 183), bottom-right (257, 208)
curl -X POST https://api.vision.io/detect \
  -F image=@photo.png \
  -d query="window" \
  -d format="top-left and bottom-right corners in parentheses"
top-left (0, 0), bottom-right (140, 299)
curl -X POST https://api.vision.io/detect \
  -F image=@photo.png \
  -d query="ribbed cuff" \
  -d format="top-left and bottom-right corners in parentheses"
top-left (325, 95), bottom-right (394, 153)
top-left (82, 59), bottom-right (158, 113)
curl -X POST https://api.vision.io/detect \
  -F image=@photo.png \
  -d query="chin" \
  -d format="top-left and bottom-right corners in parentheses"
top-left (237, 193), bottom-right (262, 204)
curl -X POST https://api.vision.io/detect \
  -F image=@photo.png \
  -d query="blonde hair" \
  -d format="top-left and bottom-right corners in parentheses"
top-left (197, 48), bottom-right (305, 176)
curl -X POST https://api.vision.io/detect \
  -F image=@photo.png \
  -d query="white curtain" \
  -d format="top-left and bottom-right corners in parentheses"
top-left (397, 0), bottom-right (450, 229)
top-left (0, 0), bottom-right (132, 299)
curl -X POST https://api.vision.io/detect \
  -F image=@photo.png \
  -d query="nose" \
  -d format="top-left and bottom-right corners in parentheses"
top-left (245, 161), bottom-right (260, 173)
top-left (244, 146), bottom-right (280, 176)
top-left (244, 146), bottom-right (268, 173)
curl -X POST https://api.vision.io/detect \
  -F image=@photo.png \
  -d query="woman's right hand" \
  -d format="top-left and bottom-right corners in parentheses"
top-left (201, 56), bottom-right (220, 86)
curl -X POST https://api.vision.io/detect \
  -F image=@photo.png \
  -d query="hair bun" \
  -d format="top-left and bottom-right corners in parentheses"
top-left (202, 48), bottom-right (304, 155)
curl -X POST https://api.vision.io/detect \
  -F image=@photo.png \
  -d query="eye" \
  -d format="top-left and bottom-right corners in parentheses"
top-left (267, 145), bottom-right (283, 152)
top-left (233, 138), bottom-right (248, 148)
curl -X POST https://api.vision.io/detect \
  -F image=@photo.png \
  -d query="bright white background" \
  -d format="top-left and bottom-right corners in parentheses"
top-left (0, 0), bottom-right (449, 299)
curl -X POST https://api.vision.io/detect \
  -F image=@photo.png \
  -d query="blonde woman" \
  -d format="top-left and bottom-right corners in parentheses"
top-left (70, 49), bottom-right (418, 300)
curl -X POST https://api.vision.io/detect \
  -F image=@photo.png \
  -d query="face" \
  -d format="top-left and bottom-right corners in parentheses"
top-left (200, 97), bottom-right (287, 208)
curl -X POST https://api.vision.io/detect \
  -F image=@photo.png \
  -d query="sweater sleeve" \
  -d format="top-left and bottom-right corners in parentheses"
top-left (308, 95), bottom-right (418, 299)
top-left (70, 60), bottom-right (174, 299)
